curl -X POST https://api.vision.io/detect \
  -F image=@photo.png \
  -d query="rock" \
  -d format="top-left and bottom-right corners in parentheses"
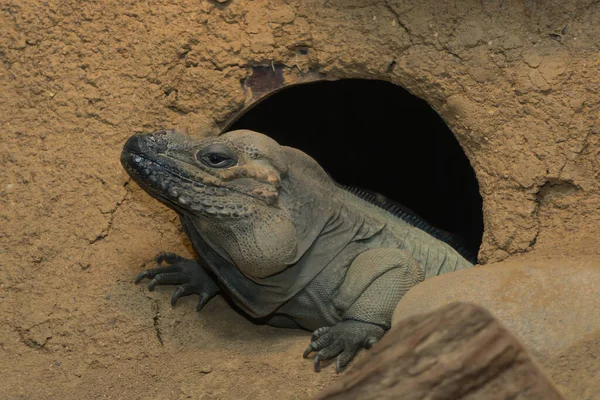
top-left (24, 322), bottom-right (53, 348)
top-left (392, 258), bottom-right (600, 359)
top-left (542, 328), bottom-right (600, 400)
top-left (316, 302), bottom-right (564, 400)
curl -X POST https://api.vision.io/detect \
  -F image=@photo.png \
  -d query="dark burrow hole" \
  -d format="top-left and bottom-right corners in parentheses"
top-left (226, 79), bottom-right (484, 260)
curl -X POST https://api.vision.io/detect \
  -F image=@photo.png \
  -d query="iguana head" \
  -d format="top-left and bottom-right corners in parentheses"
top-left (121, 129), bottom-right (333, 280)
top-left (121, 129), bottom-right (289, 218)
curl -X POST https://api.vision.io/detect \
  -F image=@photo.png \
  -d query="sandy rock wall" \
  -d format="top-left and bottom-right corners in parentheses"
top-left (1, 0), bottom-right (599, 398)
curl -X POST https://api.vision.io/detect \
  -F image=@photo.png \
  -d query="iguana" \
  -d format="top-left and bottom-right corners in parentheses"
top-left (121, 129), bottom-right (474, 372)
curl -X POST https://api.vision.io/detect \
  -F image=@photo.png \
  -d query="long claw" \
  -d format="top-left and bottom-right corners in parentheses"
top-left (335, 358), bottom-right (343, 374)
top-left (148, 272), bottom-right (188, 291)
top-left (171, 284), bottom-right (193, 306)
top-left (196, 292), bottom-right (213, 311)
top-left (134, 253), bottom-right (220, 314)
top-left (135, 271), bottom-right (149, 284)
top-left (335, 350), bottom-right (355, 373)
top-left (303, 343), bottom-right (316, 358)
top-left (314, 354), bottom-right (322, 372)
top-left (135, 265), bottom-right (180, 284)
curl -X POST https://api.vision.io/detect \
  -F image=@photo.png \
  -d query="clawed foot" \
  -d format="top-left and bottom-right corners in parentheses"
top-left (303, 320), bottom-right (385, 373)
top-left (135, 252), bottom-right (219, 311)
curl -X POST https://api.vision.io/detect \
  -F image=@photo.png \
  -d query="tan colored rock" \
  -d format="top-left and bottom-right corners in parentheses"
top-left (392, 257), bottom-right (600, 399)
top-left (316, 302), bottom-right (564, 400)
top-left (542, 327), bottom-right (600, 400)
top-left (392, 257), bottom-right (600, 359)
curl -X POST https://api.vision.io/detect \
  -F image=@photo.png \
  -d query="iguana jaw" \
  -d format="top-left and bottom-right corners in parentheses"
top-left (120, 130), bottom-right (280, 219)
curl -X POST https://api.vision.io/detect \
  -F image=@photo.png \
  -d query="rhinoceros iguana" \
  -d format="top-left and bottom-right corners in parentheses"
top-left (120, 129), bottom-right (474, 372)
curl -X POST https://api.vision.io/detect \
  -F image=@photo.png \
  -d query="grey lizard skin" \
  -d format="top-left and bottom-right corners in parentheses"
top-left (120, 129), bottom-right (474, 372)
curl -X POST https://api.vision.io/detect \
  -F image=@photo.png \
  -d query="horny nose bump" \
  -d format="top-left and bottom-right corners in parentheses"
top-left (122, 130), bottom-right (171, 156)
top-left (122, 133), bottom-right (144, 155)
top-left (152, 129), bottom-right (168, 137)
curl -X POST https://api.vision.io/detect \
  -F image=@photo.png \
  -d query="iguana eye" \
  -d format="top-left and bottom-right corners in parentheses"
top-left (196, 144), bottom-right (237, 169)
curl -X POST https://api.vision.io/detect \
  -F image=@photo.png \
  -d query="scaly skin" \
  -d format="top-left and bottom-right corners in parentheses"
top-left (121, 129), bottom-right (473, 372)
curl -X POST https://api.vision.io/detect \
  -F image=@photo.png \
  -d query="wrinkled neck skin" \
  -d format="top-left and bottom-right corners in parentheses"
top-left (187, 146), bottom-right (336, 281)
top-left (182, 147), bottom-right (340, 317)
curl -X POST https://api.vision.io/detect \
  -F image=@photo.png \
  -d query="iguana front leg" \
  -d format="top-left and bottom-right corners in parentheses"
top-left (303, 248), bottom-right (424, 372)
top-left (135, 252), bottom-right (220, 311)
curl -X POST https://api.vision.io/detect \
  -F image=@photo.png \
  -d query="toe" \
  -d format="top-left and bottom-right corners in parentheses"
top-left (364, 336), bottom-right (378, 349)
top-left (314, 354), bottom-right (322, 372)
top-left (303, 343), bottom-right (316, 359)
top-left (316, 340), bottom-right (344, 364)
top-left (147, 272), bottom-right (187, 291)
top-left (170, 284), bottom-right (194, 306)
top-left (196, 291), bottom-right (214, 311)
top-left (313, 340), bottom-right (343, 372)
top-left (135, 270), bottom-right (152, 284)
top-left (303, 331), bottom-right (333, 358)
top-left (311, 326), bottom-right (331, 341)
top-left (135, 265), bottom-right (181, 284)
top-left (335, 349), bottom-right (357, 373)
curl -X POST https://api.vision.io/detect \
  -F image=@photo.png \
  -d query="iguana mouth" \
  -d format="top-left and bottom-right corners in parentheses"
top-left (122, 151), bottom-right (200, 208)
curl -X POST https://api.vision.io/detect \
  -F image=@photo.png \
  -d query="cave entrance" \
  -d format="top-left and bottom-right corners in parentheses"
top-left (226, 79), bottom-right (483, 260)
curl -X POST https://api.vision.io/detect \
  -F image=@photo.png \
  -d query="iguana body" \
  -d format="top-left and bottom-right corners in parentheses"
top-left (121, 129), bottom-right (474, 372)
